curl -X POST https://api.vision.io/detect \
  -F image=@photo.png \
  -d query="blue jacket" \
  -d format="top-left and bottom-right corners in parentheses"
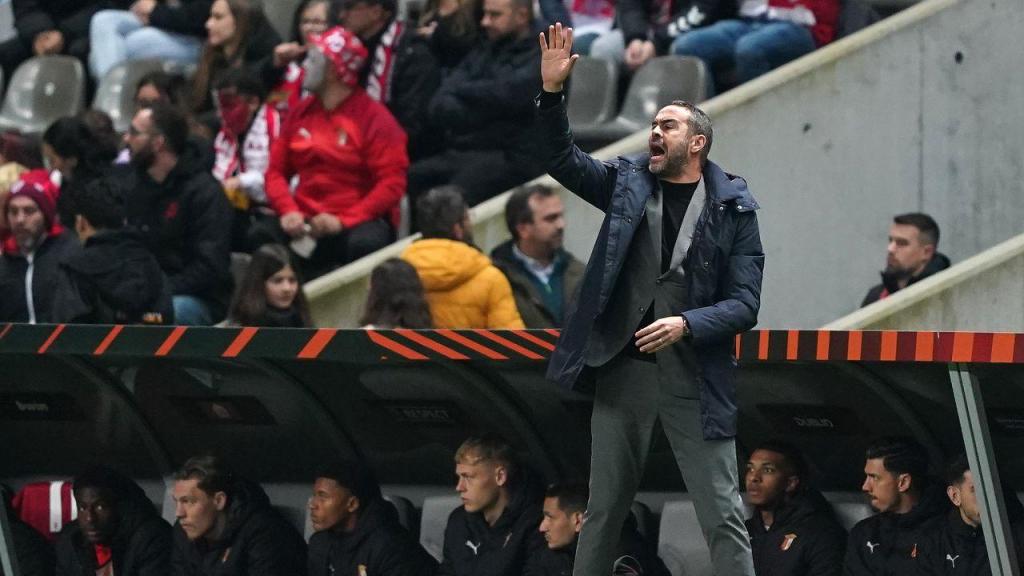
top-left (537, 95), bottom-right (764, 439)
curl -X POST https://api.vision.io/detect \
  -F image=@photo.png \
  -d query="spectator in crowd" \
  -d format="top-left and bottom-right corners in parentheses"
top-left (2, 492), bottom-right (54, 576)
top-left (359, 258), bottom-right (433, 328)
top-left (407, 0), bottom-right (542, 209)
top-left (0, 171), bottom-right (79, 322)
top-left (552, 0), bottom-right (615, 56)
top-left (862, 213), bottom-right (950, 307)
top-left (744, 441), bottom-right (846, 576)
top-left (41, 116), bottom-right (116, 229)
top-left (171, 455), bottom-right (306, 576)
top-left (917, 454), bottom-right (1024, 576)
top-left (401, 187), bottom-right (524, 329)
top-left (267, 0), bottom-right (338, 114)
top-left (415, 0), bottom-right (480, 71)
top-left (490, 184), bottom-right (583, 328)
top-left (670, 0), bottom-right (839, 93)
top-left (226, 244), bottom-right (312, 327)
top-left (51, 178), bottom-right (172, 324)
top-left (531, 482), bottom-right (669, 576)
top-left (844, 437), bottom-right (949, 576)
top-left (189, 0), bottom-right (282, 128)
top-left (78, 110), bottom-right (123, 169)
top-left (262, 27), bottom-right (408, 279)
top-left (307, 461), bottom-right (437, 576)
top-left (0, 163), bottom-right (30, 237)
top-left (0, 0), bottom-right (115, 84)
top-left (118, 104), bottom-right (233, 325)
top-left (89, 0), bottom-right (212, 80)
top-left (439, 434), bottom-right (545, 576)
top-left (55, 466), bottom-right (171, 576)
top-left (340, 0), bottom-right (441, 160)
top-left (135, 71), bottom-right (189, 111)
top-left (211, 69), bottom-right (281, 251)
top-left (589, 0), bottom-right (728, 68)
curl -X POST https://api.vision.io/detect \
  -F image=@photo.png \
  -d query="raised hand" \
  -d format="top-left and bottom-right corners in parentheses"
top-left (538, 22), bottom-right (579, 93)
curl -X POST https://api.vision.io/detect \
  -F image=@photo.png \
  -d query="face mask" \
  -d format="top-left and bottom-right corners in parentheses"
top-left (216, 91), bottom-right (253, 138)
top-left (302, 47), bottom-right (327, 92)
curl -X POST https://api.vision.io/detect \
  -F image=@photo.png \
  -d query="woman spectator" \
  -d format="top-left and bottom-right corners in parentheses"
top-left (135, 70), bottom-right (189, 111)
top-left (227, 244), bottom-right (312, 327)
top-left (360, 258), bottom-right (433, 329)
top-left (416, 0), bottom-right (480, 70)
top-left (266, 0), bottom-right (338, 115)
top-left (41, 116), bottom-right (117, 229)
top-left (190, 0), bottom-right (281, 127)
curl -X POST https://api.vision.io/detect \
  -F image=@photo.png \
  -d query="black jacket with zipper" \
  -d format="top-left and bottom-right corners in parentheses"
top-left (746, 489), bottom-right (846, 576)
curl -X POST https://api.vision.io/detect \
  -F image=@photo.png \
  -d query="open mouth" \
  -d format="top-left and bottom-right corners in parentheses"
top-left (649, 142), bottom-right (666, 162)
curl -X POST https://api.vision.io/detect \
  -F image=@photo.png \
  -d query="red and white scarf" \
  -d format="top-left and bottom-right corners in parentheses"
top-left (365, 19), bottom-right (405, 104)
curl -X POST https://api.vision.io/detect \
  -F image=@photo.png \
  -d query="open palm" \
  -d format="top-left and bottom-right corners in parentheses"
top-left (539, 23), bottom-right (579, 92)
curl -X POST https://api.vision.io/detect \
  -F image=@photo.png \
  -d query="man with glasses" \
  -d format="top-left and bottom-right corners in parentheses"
top-left (339, 0), bottom-right (440, 160)
top-left (118, 103), bottom-right (233, 325)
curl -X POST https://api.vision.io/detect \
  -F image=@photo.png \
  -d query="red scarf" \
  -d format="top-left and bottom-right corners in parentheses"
top-left (365, 20), bottom-right (404, 104)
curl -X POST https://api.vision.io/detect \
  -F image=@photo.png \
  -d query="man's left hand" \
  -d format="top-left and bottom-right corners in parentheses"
top-left (310, 213), bottom-right (342, 237)
top-left (635, 316), bottom-right (688, 353)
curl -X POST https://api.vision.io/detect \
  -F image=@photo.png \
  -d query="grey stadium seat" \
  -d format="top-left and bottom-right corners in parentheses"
top-left (573, 56), bottom-right (708, 149)
top-left (567, 56), bottom-right (619, 130)
top-left (824, 492), bottom-right (875, 531)
top-left (384, 494), bottom-right (417, 533)
top-left (92, 59), bottom-right (166, 133)
top-left (658, 500), bottom-right (712, 576)
top-left (263, 0), bottom-right (302, 41)
top-left (0, 56), bottom-right (85, 135)
top-left (420, 495), bottom-right (461, 562)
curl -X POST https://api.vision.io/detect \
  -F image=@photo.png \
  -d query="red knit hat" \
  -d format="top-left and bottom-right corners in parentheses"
top-left (308, 26), bottom-right (368, 87)
top-left (6, 170), bottom-right (58, 228)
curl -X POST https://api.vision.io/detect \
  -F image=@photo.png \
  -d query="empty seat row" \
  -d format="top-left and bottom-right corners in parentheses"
top-left (0, 56), bottom-right (195, 136)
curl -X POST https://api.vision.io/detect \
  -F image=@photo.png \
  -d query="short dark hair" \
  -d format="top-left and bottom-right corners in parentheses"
top-left (174, 455), bottom-right (234, 498)
top-left (347, 0), bottom-right (397, 15)
top-left (316, 461), bottom-right (382, 509)
top-left (145, 102), bottom-right (189, 156)
top-left (865, 436), bottom-right (929, 491)
top-left (893, 213), bottom-right (940, 247)
top-left (455, 433), bottom-right (519, 480)
top-left (545, 482), bottom-right (588, 515)
top-left (505, 184), bottom-right (556, 241)
top-left (752, 440), bottom-right (808, 481)
top-left (670, 100), bottom-right (713, 165)
top-left (73, 466), bottom-right (142, 503)
top-left (215, 68), bottom-right (267, 101)
top-left (75, 178), bottom-right (126, 231)
top-left (417, 186), bottom-right (468, 240)
top-left (946, 453), bottom-right (970, 486)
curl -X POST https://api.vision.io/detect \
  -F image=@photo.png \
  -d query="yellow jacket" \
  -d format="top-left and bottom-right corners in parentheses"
top-left (402, 239), bottom-right (525, 329)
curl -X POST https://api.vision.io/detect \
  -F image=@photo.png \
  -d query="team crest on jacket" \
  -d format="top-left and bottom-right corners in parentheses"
top-left (780, 533), bottom-right (797, 551)
top-left (337, 128), bottom-right (348, 146)
top-left (357, 565), bottom-right (368, 576)
top-left (911, 543), bottom-right (918, 558)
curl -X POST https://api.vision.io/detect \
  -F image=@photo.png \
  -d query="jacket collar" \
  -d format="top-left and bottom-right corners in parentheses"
top-left (620, 153), bottom-right (760, 210)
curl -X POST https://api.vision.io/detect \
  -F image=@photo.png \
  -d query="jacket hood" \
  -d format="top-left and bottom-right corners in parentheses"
top-left (403, 239), bottom-right (493, 291)
top-left (896, 482), bottom-right (950, 530)
top-left (218, 477), bottom-right (273, 544)
top-left (880, 252), bottom-right (951, 293)
top-left (338, 497), bottom-right (398, 550)
top-left (492, 465), bottom-right (544, 532)
top-left (63, 230), bottom-right (165, 316)
top-left (757, 488), bottom-right (840, 532)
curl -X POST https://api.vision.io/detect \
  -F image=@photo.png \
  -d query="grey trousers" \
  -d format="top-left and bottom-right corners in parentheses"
top-left (572, 354), bottom-right (754, 576)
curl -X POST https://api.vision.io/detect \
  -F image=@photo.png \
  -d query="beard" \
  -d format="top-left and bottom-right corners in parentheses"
top-left (13, 228), bottom-right (44, 254)
top-left (131, 145), bottom-right (156, 170)
top-left (883, 261), bottom-right (914, 279)
top-left (649, 146), bottom-right (688, 178)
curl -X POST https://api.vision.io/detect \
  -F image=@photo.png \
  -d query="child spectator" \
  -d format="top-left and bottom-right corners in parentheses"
top-left (211, 69), bottom-right (282, 251)
top-left (360, 258), bottom-right (433, 328)
top-left (227, 244), bottom-right (312, 327)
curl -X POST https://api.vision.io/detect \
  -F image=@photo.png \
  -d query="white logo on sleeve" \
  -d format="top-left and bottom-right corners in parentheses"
top-left (866, 541), bottom-right (880, 554)
top-left (946, 554), bottom-right (960, 568)
top-left (466, 541), bottom-right (481, 555)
